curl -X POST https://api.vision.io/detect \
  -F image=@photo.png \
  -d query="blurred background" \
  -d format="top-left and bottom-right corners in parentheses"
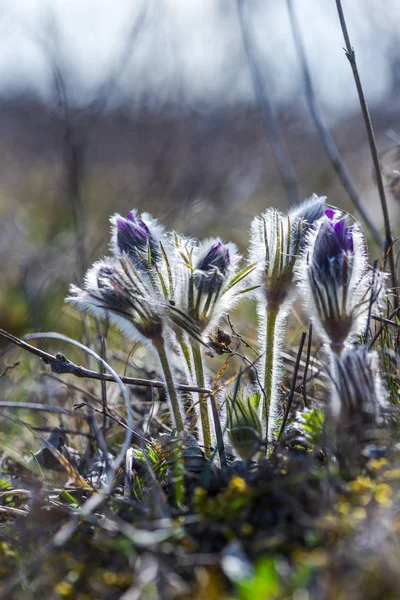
top-left (0, 0), bottom-right (399, 336)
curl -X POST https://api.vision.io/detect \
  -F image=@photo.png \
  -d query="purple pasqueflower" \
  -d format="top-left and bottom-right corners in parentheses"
top-left (297, 214), bottom-right (381, 350)
top-left (333, 218), bottom-right (354, 252)
top-left (312, 219), bottom-right (354, 285)
top-left (67, 257), bottom-right (164, 344)
top-left (312, 217), bottom-right (354, 280)
top-left (168, 237), bottom-right (242, 337)
top-left (112, 210), bottom-right (162, 269)
top-left (193, 241), bottom-right (230, 292)
top-left (196, 241), bottom-right (230, 274)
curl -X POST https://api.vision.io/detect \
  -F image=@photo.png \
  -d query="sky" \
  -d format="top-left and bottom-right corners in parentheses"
top-left (0, 0), bottom-right (398, 121)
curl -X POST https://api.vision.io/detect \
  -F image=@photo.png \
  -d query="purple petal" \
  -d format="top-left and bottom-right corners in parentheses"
top-left (325, 208), bottom-right (336, 220)
top-left (333, 218), bottom-right (346, 238)
top-left (126, 211), bottom-right (149, 233)
top-left (346, 226), bottom-right (354, 252)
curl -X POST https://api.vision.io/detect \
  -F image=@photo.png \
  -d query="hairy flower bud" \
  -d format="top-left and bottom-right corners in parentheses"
top-left (297, 214), bottom-right (384, 351)
top-left (193, 241), bottom-right (230, 292)
top-left (249, 195), bottom-right (326, 311)
top-left (67, 257), bottom-right (164, 345)
top-left (330, 347), bottom-right (387, 426)
top-left (227, 392), bottom-right (263, 460)
top-left (249, 195), bottom-right (326, 441)
top-left (168, 237), bottom-right (244, 339)
top-left (111, 210), bottom-right (163, 270)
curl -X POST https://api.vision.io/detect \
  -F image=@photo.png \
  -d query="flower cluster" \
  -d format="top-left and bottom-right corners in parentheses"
top-left (249, 194), bottom-right (326, 311)
top-left (67, 210), bottom-right (248, 446)
top-left (248, 195), bottom-right (326, 441)
top-left (66, 197), bottom-right (388, 459)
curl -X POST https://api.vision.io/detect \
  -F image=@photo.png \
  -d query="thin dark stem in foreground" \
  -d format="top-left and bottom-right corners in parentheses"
top-left (277, 331), bottom-right (307, 443)
top-left (0, 329), bottom-right (211, 394)
top-left (302, 322), bottom-right (313, 409)
top-left (97, 319), bottom-right (109, 433)
top-left (0, 411), bottom-right (94, 439)
top-left (286, 0), bottom-right (382, 248)
top-left (236, 0), bottom-right (300, 208)
top-left (368, 306), bottom-right (400, 350)
top-left (209, 394), bottom-right (227, 468)
top-left (364, 260), bottom-right (379, 342)
top-left (335, 0), bottom-right (397, 299)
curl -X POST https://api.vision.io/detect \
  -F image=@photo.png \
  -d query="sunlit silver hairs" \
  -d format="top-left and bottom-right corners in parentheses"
top-left (66, 199), bottom-right (387, 463)
top-left (167, 235), bottom-right (252, 456)
top-left (249, 195), bottom-right (326, 443)
top-left (297, 210), bottom-right (384, 354)
top-left (67, 212), bottom-right (253, 456)
top-left (330, 346), bottom-right (387, 428)
top-left (110, 210), bottom-right (164, 272)
top-left (67, 211), bottom-right (185, 433)
top-left (226, 390), bottom-right (263, 461)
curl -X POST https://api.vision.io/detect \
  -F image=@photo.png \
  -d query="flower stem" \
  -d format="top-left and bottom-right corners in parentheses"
top-left (262, 307), bottom-right (278, 435)
top-left (155, 339), bottom-right (184, 432)
top-left (178, 336), bottom-right (194, 379)
top-left (191, 341), bottom-right (212, 458)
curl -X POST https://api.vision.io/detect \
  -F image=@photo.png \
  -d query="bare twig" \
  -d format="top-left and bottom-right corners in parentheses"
top-left (0, 506), bottom-right (28, 517)
top-left (286, 0), bottom-right (382, 247)
top-left (277, 331), bottom-right (307, 443)
top-left (368, 306), bottom-right (400, 350)
top-left (97, 319), bottom-right (109, 433)
top-left (0, 328), bottom-right (211, 394)
top-left (302, 322), bottom-right (313, 408)
top-left (0, 411), bottom-right (93, 439)
top-left (0, 401), bottom-right (79, 417)
top-left (0, 361), bottom-right (20, 378)
top-left (1, 329), bottom-right (134, 488)
top-left (335, 0), bottom-right (397, 299)
top-left (89, 0), bottom-right (148, 116)
top-left (227, 315), bottom-right (258, 355)
top-left (371, 314), bottom-right (400, 328)
top-left (236, 0), bottom-right (300, 207)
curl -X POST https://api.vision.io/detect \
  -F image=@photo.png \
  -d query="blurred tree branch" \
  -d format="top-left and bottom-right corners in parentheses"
top-left (286, 0), bottom-right (383, 248)
top-left (236, 0), bottom-right (300, 208)
top-left (335, 0), bottom-right (398, 301)
top-left (0, 328), bottom-right (211, 394)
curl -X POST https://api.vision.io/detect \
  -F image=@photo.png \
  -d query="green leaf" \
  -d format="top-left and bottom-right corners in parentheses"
top-left (60, 489), bottom-right (79, 505)
top-left (226, 264), bottom-right (257, 291)
top-left (235, 557), bottom-right (280, 600)
top-left (234, 285), bottom-right (260, 297)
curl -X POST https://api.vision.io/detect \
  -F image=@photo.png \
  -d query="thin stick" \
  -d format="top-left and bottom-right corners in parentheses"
top-left (277, 331), bottom-right (307, 443)
top-left (286, 0), bottom-right (382, 247)
top-left (368, 306), bottom-right (400, 350)
top-left (0, 402), bottom-right (77, 417)
top-left (302, 322), bottom-right (313, 409)
top-left (236, 0), bottom-right (300, 207)
top-left (97, 318), bottom-right (109, 433)
top-left (209, 395), bottom-right (226, 469)
top-left (364, 260), bottom-right (379, 342)
top-left (335, 0), bottom-right (397, 297)
top-left (1, 331), bottom-right (134, 488)
top-left (0, 412), bottom-right (93, 439)
top-left (192, 341), bottom-right (212, 459)
top-left (0, 328), bottom-right (211, 394)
